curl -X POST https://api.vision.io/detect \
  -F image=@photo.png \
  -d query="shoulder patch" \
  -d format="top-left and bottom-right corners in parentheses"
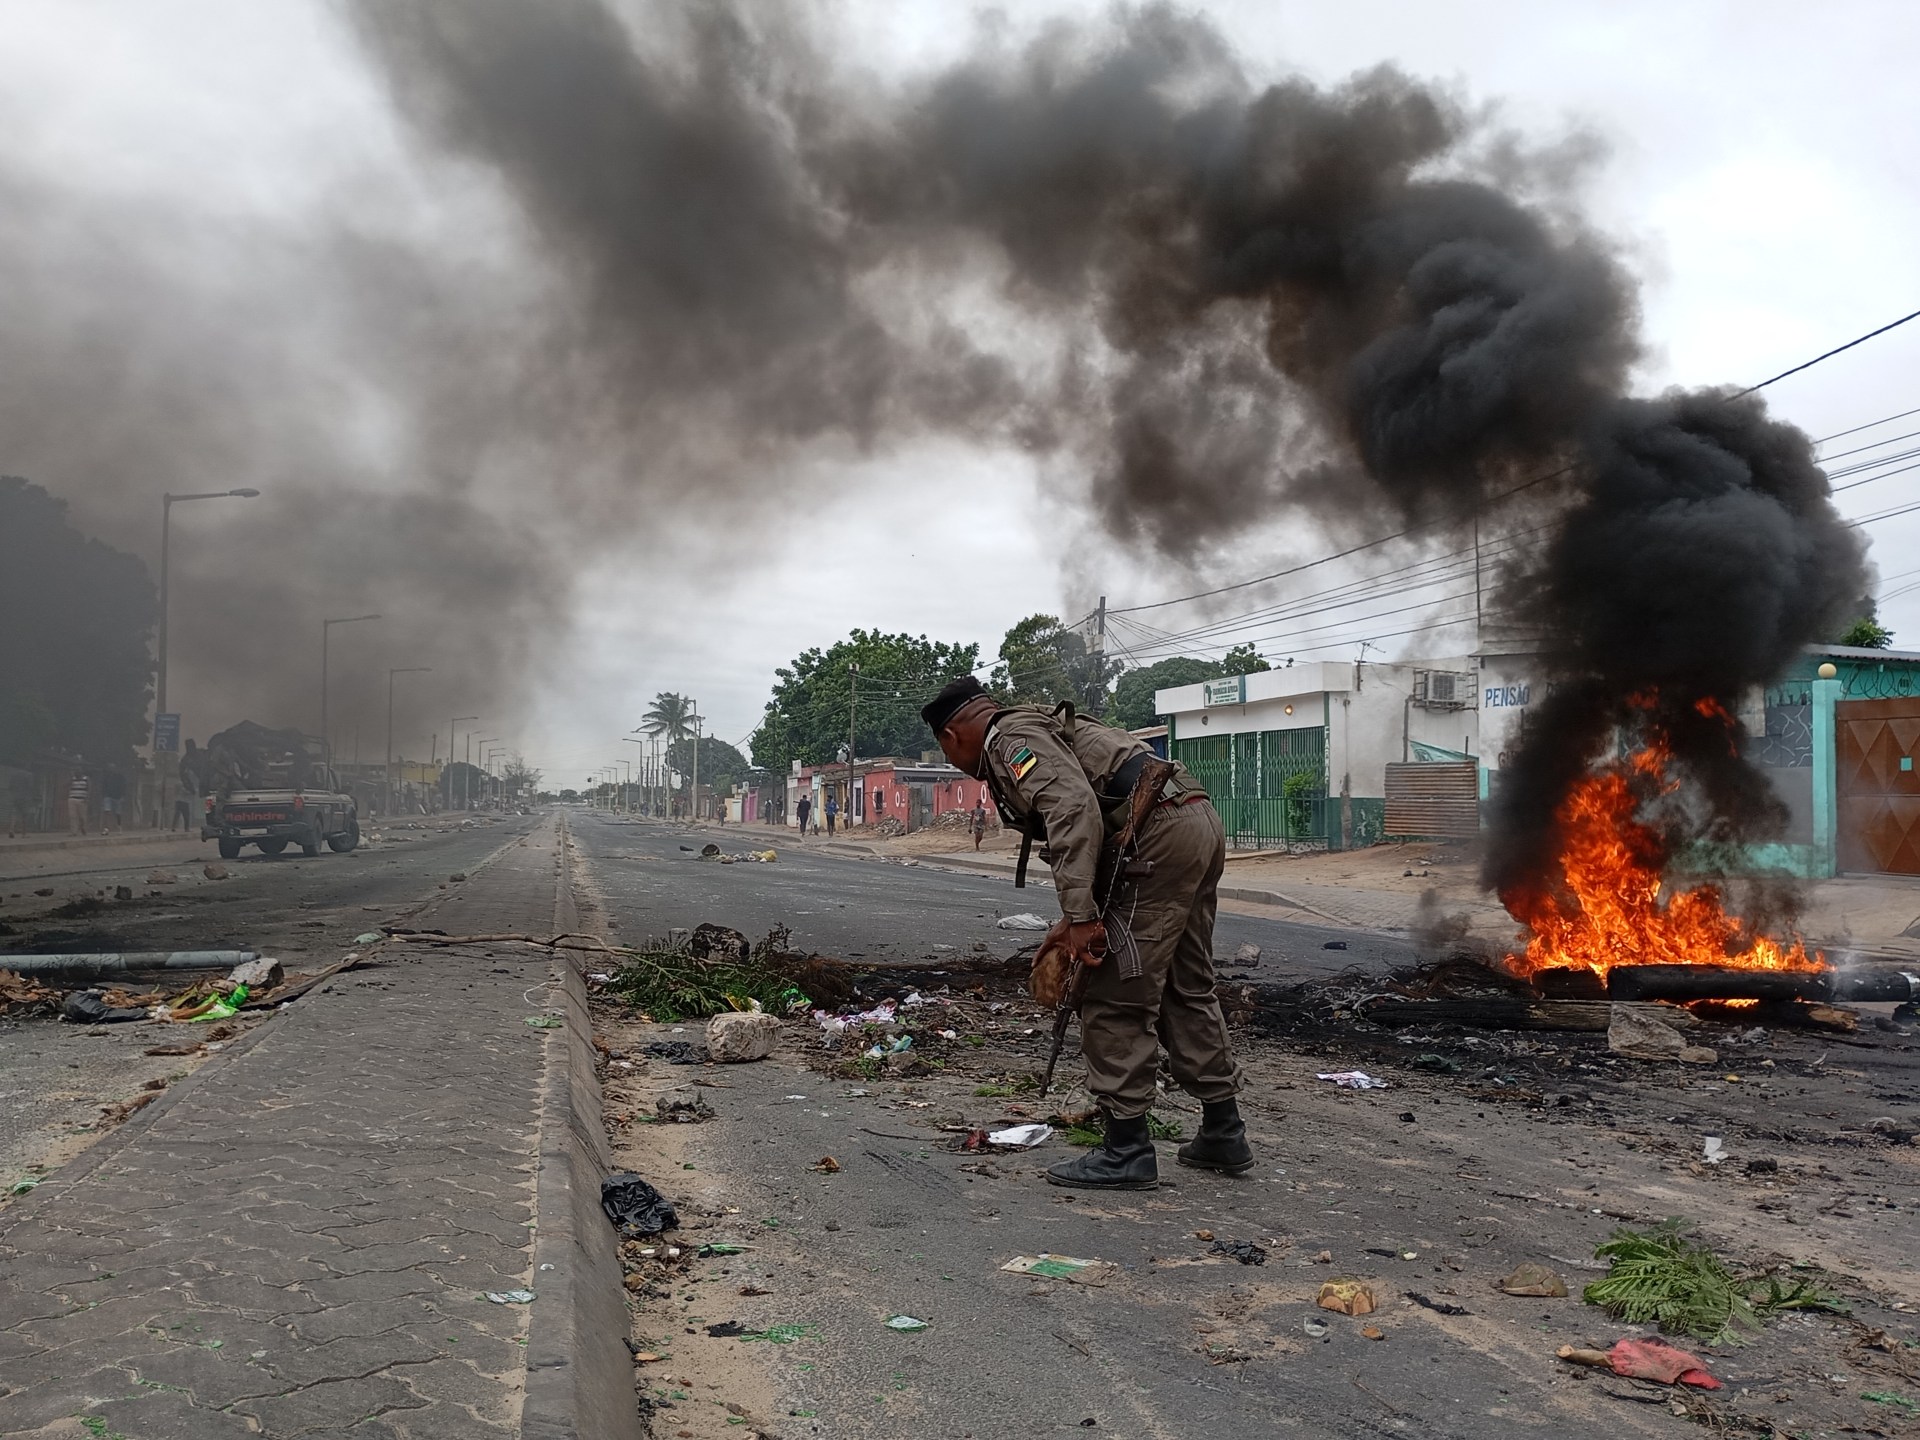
top-left (1008, 745), bottom-right (1038, 781)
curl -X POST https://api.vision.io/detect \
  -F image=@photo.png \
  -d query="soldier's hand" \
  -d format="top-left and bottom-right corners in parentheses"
top-left (1065, 919), bottom-right (1108, 967)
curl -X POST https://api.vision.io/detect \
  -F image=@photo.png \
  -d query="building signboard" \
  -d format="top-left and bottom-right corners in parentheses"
top-left (1202, 675), bottom-right (1247, 707)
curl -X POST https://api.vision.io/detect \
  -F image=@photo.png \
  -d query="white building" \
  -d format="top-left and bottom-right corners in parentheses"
top-left (1154, 652), bottom-right (1543, 848)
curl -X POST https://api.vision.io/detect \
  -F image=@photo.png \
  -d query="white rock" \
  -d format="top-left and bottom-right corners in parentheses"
top-left (706, 1010), bottom-right (780, 1063)
top-left (229, 957), bottom-right (285, 990)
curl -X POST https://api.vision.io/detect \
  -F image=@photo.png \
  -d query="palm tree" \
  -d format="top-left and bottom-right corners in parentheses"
top-left (638, 692), bottom-right (697, 814)
top-left (639, 692), bottom-right (695, 745)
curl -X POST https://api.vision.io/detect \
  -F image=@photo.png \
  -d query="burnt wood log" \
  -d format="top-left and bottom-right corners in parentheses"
top-left (1605, 965), bottom-right (1833, 1004)
top-left (1359, 998), bottom-right (1698, 1032)
top-left (1832, 968), bottom-right (1920, 1003)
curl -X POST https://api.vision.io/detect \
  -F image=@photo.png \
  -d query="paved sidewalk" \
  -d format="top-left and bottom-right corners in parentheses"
top-left (0, 823), bottom-right (571, 1439)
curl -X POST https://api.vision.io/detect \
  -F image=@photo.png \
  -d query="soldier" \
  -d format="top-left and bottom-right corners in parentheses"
top-left (921, 676), bottom-right (1252, 1190)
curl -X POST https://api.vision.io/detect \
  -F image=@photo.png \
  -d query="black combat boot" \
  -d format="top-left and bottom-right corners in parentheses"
top-left (1045, 1114), bottom-right (1158, 1190)
top-left (1176, 1098), bottom-right (1255, 1176)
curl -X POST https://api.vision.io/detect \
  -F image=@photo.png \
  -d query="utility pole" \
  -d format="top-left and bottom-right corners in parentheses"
top-left (385, 667), bottom-right (430, 816)
top-left (848, 663), bottom-right (858, 829)
top-left (321, 614), bottom-right (381, 775)
top-left (1093, 596), bottom-right (1107, 716)
top-left (156, 488), bottom-right (259, 826)
top-left (448, 716), bottom-right (477, 811)
top-left (690, 703), bottom-right (701, 821)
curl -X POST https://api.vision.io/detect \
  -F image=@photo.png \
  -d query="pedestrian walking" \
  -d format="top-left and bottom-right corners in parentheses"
top-left (970, 797), bottom-right (989, 851)
top-left (100, 768), bottom-right (127, 834)
top-left (173, 740), bottom-right (202, 832)
top-left (794, 794), bottom-right (811, 839)
top-left (922, 676), bottom-right (1251, 1192)
top-left (67, 770), bottom-right (91, 835)
top-left (824, 791), bottom-right (837, 837)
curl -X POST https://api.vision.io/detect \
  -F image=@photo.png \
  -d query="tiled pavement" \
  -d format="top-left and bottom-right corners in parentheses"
top-left (0, 823), bottom-right (569, 1439)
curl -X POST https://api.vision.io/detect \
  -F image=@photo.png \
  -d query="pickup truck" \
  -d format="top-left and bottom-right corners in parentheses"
top-left (199, 721), bottom-right (361, 859)
top-left (203, 784), bottom-right (360, 859)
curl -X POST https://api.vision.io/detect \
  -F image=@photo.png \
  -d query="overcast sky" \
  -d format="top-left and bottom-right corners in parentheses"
top-left (5, 1), bottom-right (1916, 786)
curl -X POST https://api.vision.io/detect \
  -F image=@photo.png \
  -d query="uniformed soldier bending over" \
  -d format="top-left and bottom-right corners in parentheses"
top-left (922, 676), bottom-right (1254, 1190)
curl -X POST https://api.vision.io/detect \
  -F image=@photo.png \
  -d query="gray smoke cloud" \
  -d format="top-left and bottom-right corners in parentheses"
top-left (7, 0), bottom-right (1866, 888)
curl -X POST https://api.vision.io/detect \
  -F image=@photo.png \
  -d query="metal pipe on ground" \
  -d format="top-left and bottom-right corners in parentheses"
top-left (0, 951), bottom-right (258, 981)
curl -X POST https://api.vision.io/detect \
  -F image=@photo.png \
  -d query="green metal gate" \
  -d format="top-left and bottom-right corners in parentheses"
top-left (1174, 726), bottom-right (1328, 847)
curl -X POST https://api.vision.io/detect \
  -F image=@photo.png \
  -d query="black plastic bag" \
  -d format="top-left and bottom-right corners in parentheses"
top-left (600, 1173), bottom-right (679, 1238)
top-left (644, 1040), bottom-right (706, 1065)
top-left (61, 991), bottom-right (149, 1024)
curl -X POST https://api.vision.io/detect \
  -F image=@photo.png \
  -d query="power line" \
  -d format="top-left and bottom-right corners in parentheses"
top-left (1814, 403), bottom-right (1920, 446)
top-left (1728, 307), bottom-right (1920, 399)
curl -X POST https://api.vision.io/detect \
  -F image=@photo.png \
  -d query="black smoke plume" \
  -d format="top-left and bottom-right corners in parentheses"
top-left (349, 0), bottom-right (1866, 897)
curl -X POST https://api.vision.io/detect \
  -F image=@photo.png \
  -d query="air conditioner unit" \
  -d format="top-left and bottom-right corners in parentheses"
top-left (1413, 670), bottom-right (1475, 711)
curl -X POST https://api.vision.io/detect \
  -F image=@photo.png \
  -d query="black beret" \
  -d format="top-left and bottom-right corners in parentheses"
top-left (921, 675), bottom-right (988, 732)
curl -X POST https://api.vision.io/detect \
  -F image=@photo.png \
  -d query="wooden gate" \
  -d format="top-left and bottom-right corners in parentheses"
top-left (1836, 697), bottom-right (1920, 874)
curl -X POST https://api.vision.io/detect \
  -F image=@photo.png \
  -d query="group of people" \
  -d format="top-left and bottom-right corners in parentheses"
top-left (791, 790), bottom-right (838, 837)
top-left (47, 738), bottom-right (207, 836)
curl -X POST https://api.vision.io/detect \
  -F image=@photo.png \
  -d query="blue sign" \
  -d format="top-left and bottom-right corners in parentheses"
top-left (1484, 684), bottom-right (1530, 709)
top-left (153, 713), bottom-right (181, 753)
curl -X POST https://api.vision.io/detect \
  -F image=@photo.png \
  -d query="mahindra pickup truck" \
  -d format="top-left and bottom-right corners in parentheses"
top-left (199, 721), bottom-right (361, 859)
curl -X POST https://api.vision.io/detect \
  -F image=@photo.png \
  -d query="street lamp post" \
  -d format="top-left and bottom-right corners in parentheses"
top-left (472, 737), bottom-right (500, 810)
top-left (386, 667), bottom-right (431, 816)
top-left (157, 488), bottom-right (259, 824)
top-left (622, 736), bottom-right (649, 816)
top-left (321, 614), bottom-right (381, 776)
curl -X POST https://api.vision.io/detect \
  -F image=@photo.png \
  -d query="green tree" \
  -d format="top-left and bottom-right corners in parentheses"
top-left (749, 629), bottom-right (981, 773)
top-left (1838, 617), bottom-right (1893, 649)
top-left (666, 735), bottom-right (752, 794)
top-left (990, 614), bottom-right (1123, 717)
top-left (0, 477), bottom-right (156, 765)
top-left (1220, 643), bottom-right (1271, 674)
top-left (1108, 657), bottom-right (1228, 729)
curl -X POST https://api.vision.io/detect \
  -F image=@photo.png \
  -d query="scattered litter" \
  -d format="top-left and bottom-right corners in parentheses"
top-left (179, 983), bottom-right (248, 1023)
top-left (1409, 1053), bottom-right (1462, 1074)
top-left (706, 1321), bottom-right (749, 1337)
top-left (1316, 1071), bottom-right (1389, 1090)
top-left (1405, 1292), bottom-right (1470, 1316)
top-left (988, 1123), bottom-right (1054, 1149)
top-left (997, 913), bottom-right (1050, 930)
top-left (524, 1015), bottom-right (563, 1029)
top-left (1497, 1263), bottom-right (1569, 1298)
top-left (1209, 1239), bottom-right (1269, 1266)
top-left (9, 1176), bottom-right (43, 1195)
top-left (811, 1156), bottom-right (841, 1174)
top-left (1557, 1338), bottom-right (1721, 1389)
top-left (1302, 1318), bottom-right (1330, 1339)
top-left (697, 1243), bottom-right (748, 1257)
top-left (485, 1289), bottom-right (535, 1305)
top-left (600, 1173), bottom-right (680, 1238)
top-left (1321, 941), bottom-right (1348, 950)
top-left (656, 1089), bottom-right (715, 1124)
top-left (644, 1040), bottom-right (706, 1065)
top-left (885, 1315), bottom-right (929, 1331)
top-left (1702, 1135), bottom-right (1727, 1166)
top-left (61, 992), bottom-right (149, 1025)
top-left (814, 1000), bottom-right (897, 1033)
top-left (1317, 1281), bottom-right (1376, 1315)
top-left (1360, 1325), bottom-right (1386, 1341)
top-left (1001, 1254), bottom-right (1118, 1287)
top-left (354, 932), bottom-right (382, 945)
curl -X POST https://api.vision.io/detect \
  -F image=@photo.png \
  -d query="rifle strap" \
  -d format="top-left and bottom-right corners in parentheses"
top-left (1015, 827), bottom-right (1033, 889)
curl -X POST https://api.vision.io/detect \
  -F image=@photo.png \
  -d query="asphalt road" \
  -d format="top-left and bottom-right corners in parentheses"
top-left (577, 811), bottom-right (1421, 981)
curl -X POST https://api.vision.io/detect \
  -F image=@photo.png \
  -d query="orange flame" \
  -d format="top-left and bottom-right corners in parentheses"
top-left (1500, 721), bottom-right (1825, 982)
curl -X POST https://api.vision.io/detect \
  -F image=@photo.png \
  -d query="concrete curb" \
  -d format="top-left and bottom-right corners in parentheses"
top-left (522, 816), bottom-right (642, 1440)
top-left (0, 829), bottom-right (199, 855)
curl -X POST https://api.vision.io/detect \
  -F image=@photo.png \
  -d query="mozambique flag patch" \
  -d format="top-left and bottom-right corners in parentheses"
top-left (1009, 746), bottom-right (1038, 781)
